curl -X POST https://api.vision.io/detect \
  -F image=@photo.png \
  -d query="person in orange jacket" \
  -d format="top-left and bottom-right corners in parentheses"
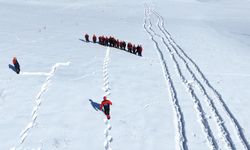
top-left (12, 57), bottom-right (20, 74)
top-left (100, 96), bottom-right (112, 119)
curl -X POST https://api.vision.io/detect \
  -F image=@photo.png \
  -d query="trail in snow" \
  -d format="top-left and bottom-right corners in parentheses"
top-left (143, 5), bottom-right (188, 150)
top-left (145, 6), bottom-right (219, 150)
top-left (102, 47), bottom-right (113, 150)
top-left (20, 72), bottom-right (50, 76)
top-left (11, 62), bottom-right (71, 150)
top-left (150, 9), bottom-right (235, 150)
top-left (146, 13), bottom-right (219, 149)
top-left (153, 9), bottom-right (238, 149)
top-left (150, 8), bottom-right (249, 150)
top-left (143, 3), bottom-right (250, 149)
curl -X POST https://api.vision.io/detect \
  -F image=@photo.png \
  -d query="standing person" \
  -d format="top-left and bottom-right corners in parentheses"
top-left (137, 45), bottom-right (143, 56)
top-left (105, 36), bottom-right (109, 46)
top-left (12, 57), bottom-right (20, 74)
top-left (127, 42), bottom-right (132, 53)
top-left (119, 41), bottom-right (123, 49)
top-left (93, 34), bottom-right (97, 43)
top-left (100, 96), bottom-right (112, 119)
top-left (115, 39), bottom-right (119, 48)
top-left (132, 44), bottom-right (137, 54)
top-left (123, 41), bottom-right (127, 50)
top-left (98, 36), bottom-right (101, 44)
top-left (85, 33), bottom-right (89, 42)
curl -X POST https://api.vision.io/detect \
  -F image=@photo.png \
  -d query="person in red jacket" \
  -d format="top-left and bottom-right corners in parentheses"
top-left (92, 34), bottom-right (97, 43)
top-left (12, 57), bottom-right (20, 74)
top-left (85, 33), bottom-right (89, 42)
top-left (137, 45), bottom-right (143, 56)
top-left (132, 44), bottom-right (137, 54)
top-left (100, 96), bottom-right (112, 119)
top-left (127, 42), bottom-right (132, 53)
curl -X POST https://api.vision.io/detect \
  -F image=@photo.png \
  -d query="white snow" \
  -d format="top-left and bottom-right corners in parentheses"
top-left (0, 0), bottom-right (250, 149)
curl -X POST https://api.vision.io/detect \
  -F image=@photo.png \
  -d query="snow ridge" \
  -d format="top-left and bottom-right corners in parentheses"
top-left (151, 9), bottom-right (249, 150)
top-left (11, 62), bottom-right (71, 150)
top-left (102, 47), bottom-right (113, 150)
top-left (143, 5), bottom-right (188, 150)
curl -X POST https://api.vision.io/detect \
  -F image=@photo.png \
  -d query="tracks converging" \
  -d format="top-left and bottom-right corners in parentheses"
top-left (144, 4), bottom-right (249, 150)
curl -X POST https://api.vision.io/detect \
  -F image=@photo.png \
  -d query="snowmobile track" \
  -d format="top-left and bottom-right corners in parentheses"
top-left (151, 10), bottom-right (236, 150)
top-left (145, 6), bottom-right (219, 150)
top-left (144, 4), bottom-right (249, 149)
top-left (151, 8), bottom-right (249, 150)
top-left (143, 5), bottom-right (188, 150)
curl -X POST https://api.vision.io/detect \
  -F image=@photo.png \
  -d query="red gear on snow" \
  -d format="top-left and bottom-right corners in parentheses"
top-left (12, 57), bottom-right (17, 65)
top-left (12, 56), bottom-right (20, 74)
top-left (127, 42), bottom-right (132, 52)
top-left (85, 33), bottom-right (89, 42)
top-left (137, 45), bottom-right (143, 56)
top-left (100, 97), bottom-right (112, 110)
top-left (93, 35), bottom-right (97, 43)
top-left (100, 96), bottom-right (112, 120)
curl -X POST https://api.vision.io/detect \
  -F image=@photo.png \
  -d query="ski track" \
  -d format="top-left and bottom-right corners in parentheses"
top-left (154, 12), bottom-right (250, 150)
top-left (143, 5), bottom-right (188, 150)
top-left (150, 9), bottom-right (236, 150)
top-left (149, 8), bottom-right (249, 150)
top-left (144, 3), bottom-right (249, 149)
top-left (102, 47), bottom-right (113, 150)
top-left (11, 62), bottom-right (71, 150)
top-left (145, 6), bottom-right (220, 150)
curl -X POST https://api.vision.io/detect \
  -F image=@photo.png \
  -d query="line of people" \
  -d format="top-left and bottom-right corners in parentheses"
top-left (84, 33), bottom-right (143, 56)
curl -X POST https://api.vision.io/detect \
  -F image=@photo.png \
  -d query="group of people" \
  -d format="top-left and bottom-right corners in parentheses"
top-left (84, 33), bottom-right (143, 56)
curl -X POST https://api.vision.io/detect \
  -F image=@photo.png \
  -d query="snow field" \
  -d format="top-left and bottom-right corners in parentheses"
top-left (0, 0), bottom-right (250, 149)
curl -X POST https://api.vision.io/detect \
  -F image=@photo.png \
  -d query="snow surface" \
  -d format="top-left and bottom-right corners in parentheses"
top-left (0, 0), bottom-right (250, 149)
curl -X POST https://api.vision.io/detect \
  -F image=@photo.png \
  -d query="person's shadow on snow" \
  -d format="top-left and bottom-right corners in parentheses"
top-left (79, 39), bottom-right (93, 43)
top-left (89, 99), bottom-right (100, 111)
top-left (8, 64), bottom-right (16, 73)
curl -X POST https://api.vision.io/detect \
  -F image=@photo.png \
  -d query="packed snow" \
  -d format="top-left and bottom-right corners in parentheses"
top-left (0, 0), bottom-right (250, 149)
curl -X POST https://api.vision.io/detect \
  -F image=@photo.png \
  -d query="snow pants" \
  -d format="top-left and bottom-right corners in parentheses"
top-left (103, 105), bottom-right (110, 115)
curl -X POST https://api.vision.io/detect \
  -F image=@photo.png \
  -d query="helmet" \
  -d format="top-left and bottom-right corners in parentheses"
top-left (103, 96), bottom-right (107, 100)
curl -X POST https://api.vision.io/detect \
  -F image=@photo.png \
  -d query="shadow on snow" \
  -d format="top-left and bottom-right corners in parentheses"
top-left (8, 64), bottom-right (17, 73)
top-left (89, 99), bottom-right (100, 111)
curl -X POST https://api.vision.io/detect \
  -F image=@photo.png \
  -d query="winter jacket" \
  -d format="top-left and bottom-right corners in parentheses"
top-left (100, 100), bottom-right (112, 110)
